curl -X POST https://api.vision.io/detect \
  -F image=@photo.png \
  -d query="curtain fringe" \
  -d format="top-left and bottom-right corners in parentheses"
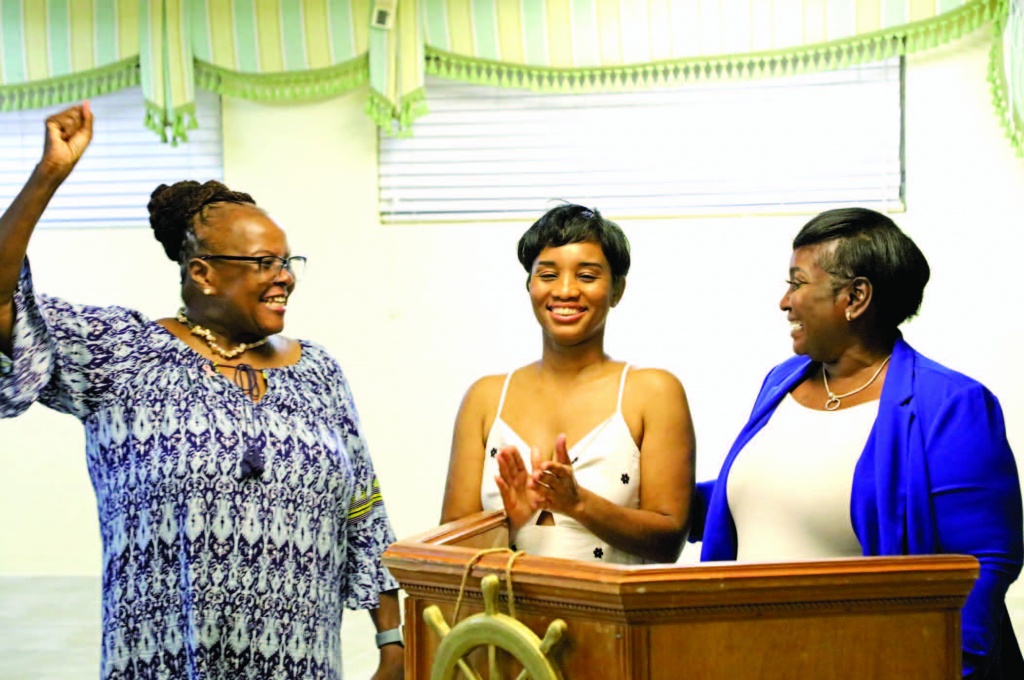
top-left (143, 100), bottom-right (198, 146)
top-left (0, 58), bottom-right (140, 112)
top-left (989, 0), bottom-right (1024, 157)
top-left (367, 87), bottom-right (428, 137)
top-left (424, 0), bottom-right (1000, 93)
top-left (195, 55), bottom-right (369, 101)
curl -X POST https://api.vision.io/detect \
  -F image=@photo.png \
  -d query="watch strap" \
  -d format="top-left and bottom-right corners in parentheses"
top-left (375, 626), bottom-right (404, 648)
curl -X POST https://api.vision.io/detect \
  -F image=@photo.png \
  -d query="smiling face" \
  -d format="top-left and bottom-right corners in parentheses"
top-left (780, 243), bottom-right (852, 361)
top-left (193, 203), bottom-right (296, 340)
top-left (528, 241), bottom-right (620, 348)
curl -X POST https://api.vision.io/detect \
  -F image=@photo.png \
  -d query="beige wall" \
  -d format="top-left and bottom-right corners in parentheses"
top-left (1, 34), bottom-right (1022, 590)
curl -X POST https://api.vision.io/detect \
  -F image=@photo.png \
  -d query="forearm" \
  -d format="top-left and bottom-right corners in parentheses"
top-left (0, 165), bottom-right (63, 302)
top-left (369, 589), bottom-right (402, 633)
top-left (0, 167), bottom-right (65, 356)
top-left (369, 589), bottom-right (404, 678)
top-left (568, 488), bottom-right (688, 563)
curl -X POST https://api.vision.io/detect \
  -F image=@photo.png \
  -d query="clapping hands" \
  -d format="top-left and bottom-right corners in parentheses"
top-left (530, 434), bottom-right (581, 515)
top-left (494, 445), bottom-right (538, 534)
top-left (494, 434), bottom-right (582, 534)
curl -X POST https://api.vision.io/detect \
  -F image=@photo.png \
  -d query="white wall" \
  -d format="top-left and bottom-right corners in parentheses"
top-left (1, 34), bottom-right (1022, 587)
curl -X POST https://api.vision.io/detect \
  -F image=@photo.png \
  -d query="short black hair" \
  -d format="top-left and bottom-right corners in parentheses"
top-left (793, 207), bottom-right (930, 331)
top-left (517, 204), bottom-right (630, 283)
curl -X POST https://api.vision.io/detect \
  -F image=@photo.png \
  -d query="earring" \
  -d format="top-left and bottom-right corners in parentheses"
top-left (845, 309), bottom-right (852, 321)
top-left (204, 288), bottom-right (213, 295)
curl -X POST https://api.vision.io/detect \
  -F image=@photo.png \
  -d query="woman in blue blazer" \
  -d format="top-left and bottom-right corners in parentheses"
top-left (690, 208), bottom-right (1023, 679)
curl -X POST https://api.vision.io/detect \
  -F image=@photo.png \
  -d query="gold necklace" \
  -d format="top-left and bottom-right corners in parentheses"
top-left (176, 308), bottom-right (269, 360)
top-left (822, 355), bottom-right (891, 411)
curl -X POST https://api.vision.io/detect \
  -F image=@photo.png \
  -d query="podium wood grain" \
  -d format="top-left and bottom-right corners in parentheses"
top-left (384, 511), bottom-right (976, 679)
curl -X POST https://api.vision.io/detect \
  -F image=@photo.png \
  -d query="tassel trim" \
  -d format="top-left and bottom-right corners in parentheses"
top-left (989, 0), bottom-right (1024, 157)
top-left (0, 58), bottom-right (140, 112)
top-left (366, 87), bottom-right (427, 136)
top-left (424, 0), bottom-right (1000, 92)
top-left (143, 100), bottom-right (198, 146)
top-left (194, 55), bottom-right (369, 101)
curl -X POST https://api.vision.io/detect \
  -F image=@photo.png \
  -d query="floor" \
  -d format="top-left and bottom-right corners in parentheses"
top-left (1, 577), bottom-right (1022, 678)
top-left (0, 577), bottom-right (379, 679)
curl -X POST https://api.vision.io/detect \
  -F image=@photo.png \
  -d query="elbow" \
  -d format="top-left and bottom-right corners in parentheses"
top-left (649, 517), bottom-right (690, 564)
top-left (669, 523), bottom-right (691, 562)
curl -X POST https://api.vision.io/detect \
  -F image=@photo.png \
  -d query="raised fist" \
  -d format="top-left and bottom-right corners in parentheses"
top-left (39, 101), bottom-right (94, 181)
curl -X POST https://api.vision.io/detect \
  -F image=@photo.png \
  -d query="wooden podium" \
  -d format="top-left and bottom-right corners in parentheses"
top-left (383, 511), bottom-right (979, 679)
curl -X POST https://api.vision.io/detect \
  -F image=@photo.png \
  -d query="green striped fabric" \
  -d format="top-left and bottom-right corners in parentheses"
top-left (368, 0), bottom-right (425, 135)
top-left (0, 0), bottom-right (1019, 156)
top-left (189, 0), bottom-right (371, 99)
top-left (1, 0), bottom-right (373, 142)
top-left (140, 0), bottom-right (195, 143)
top-left (420, 0), bottom-right (989, 75)
top-left (0, 0), bottom-right (140, 111)
top-left (147, 0), bottom-right (374, 143)
top-left (399, 0), bottom-right (1010, 147)
top-left (992, 0), bottom-right (1023, 156)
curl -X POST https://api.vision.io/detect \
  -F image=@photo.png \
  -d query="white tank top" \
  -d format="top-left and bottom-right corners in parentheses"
top-left (727, 393), bottom-right (877, 562)
top-left (481, 364), bottom-right (643, 564)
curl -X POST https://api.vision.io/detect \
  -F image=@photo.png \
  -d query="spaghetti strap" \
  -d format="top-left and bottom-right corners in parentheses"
top-left (495, 370), bottom-right (515, 420)
top-left (616, 364), bottom-right (630, 413)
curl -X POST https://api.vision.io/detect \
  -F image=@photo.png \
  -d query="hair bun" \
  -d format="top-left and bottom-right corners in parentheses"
top-left (148, 180), bottom-right (203, 262)
top-left (147, 180), bottom-right (256, 263)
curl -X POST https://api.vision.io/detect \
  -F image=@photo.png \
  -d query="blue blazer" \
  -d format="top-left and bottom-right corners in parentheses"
top-left (691, 337), bottom-right (1023, 677)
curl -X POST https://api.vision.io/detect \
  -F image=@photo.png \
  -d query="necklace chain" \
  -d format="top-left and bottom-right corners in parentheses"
top-left (176, 308), bottom-right (269, 360)
top-left (822, 355), bottom-right (892, 411)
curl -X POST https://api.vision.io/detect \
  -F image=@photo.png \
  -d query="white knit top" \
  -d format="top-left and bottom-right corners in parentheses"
top-left (726, 393), bottom-right (878, 562)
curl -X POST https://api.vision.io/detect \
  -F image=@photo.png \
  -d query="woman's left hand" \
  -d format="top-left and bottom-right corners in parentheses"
top-left (371, 644), bottom-right (404, 680)
top-left (530, 434), bottom-right (584, 517)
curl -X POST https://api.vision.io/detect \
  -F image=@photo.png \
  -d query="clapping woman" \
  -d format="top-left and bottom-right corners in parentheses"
top-left (442, 204), bottom-right (695, 564)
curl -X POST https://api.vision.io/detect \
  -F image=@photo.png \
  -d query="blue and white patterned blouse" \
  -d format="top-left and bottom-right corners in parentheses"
top-left (0, 262), bottom-right (399, 679)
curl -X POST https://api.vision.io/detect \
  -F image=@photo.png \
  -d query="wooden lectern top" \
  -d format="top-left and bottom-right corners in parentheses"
top-left (385, 511), bottom-right (978, 679)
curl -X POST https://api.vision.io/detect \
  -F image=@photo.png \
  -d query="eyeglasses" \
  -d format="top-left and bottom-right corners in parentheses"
top-left (197, 255), bottom-right (307, 281)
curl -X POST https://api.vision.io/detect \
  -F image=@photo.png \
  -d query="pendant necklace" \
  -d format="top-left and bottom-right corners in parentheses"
top-left (822, 355), bottom-right (891, 411)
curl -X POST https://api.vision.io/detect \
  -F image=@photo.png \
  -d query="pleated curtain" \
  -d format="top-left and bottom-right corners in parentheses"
top-left (0, 0), bottom-right (1019, 155)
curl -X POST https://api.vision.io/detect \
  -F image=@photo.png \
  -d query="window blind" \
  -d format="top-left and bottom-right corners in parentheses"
top-left (0, 87), bottom-right (223, 230)
top-left (379, 60), bottom-right (904, 223)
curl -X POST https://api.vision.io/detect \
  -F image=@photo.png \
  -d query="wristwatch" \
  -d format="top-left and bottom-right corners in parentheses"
top-left (375, 626), bottom-right (404, 648)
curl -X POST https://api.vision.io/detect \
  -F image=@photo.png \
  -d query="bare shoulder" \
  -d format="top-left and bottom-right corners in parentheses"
top-left (625, 366), bottom-right (687, 400)
top-left (460, 373), bottom-right (508, 413)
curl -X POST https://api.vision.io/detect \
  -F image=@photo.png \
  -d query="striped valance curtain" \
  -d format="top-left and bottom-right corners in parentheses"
top-left (147, 0), bottom-right (373, 142)
top-left (996, 0), bottom-right (1023, 154)
top-left (1, 0), bottom-right (373, 143)
top-left (190, 0), bottom-right (371, 102)
top-left (0, 0), bottom-right (140, 111)
top-left (369, 0), bottom-right (1019, 156)
top-left (1, 0), bottom-right (1020, 155)
top-left (421, 0), bottom-right (993, 82)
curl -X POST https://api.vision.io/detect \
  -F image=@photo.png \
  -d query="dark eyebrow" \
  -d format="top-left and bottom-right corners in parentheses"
top-left (535, 260), bottom-right (605, 268)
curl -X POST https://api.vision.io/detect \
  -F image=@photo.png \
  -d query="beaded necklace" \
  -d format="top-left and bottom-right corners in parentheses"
top-left (175, 307), bottom-right (269, 360)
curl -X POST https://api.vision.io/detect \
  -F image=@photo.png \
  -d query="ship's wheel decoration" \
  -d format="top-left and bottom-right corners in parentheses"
top-left (424, 574), bottom-right (568, 680)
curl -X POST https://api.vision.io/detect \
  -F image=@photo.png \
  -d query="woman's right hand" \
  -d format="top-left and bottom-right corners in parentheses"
top-left (494, 445), bottom-right (539, 535)
top-left (38, 102), bottom-right (94, 182)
